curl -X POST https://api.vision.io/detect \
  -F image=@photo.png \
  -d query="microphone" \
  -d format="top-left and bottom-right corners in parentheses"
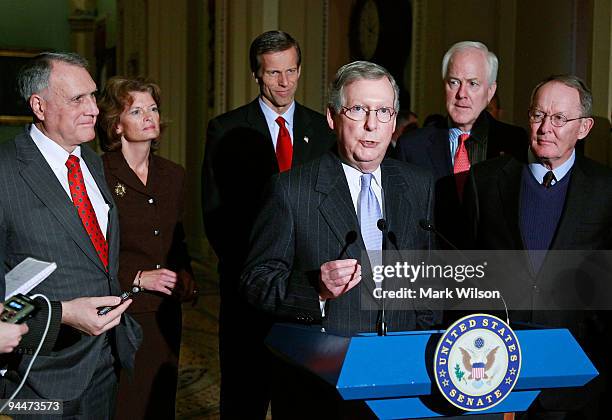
top-left (419, 219), bottom-right (461, 252)
top-left (376, 218), bottom-right (388, 233)
top-left (378, 219), bottom-right (400, 252)
top-left (337, 231), bottom-right (358, 260)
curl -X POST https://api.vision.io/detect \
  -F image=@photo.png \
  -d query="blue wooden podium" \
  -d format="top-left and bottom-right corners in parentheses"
top-left (265, 323), bottom-right (598, 418)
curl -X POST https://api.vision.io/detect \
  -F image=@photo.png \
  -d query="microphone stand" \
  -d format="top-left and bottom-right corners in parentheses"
top-left (418, 219), bottom-right (510, 325)
top-left (376, 219), bottom-right (389, 336)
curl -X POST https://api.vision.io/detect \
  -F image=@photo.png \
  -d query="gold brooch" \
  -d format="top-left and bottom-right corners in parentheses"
top-left (114, 183), bottom-right (126, 197)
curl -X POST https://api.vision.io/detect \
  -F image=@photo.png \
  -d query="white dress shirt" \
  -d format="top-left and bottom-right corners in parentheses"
top-left (341, 163), bottom-right (384, 216)
top-left (259, 97), bottom-right (296, 149)
top-left (528, 148), bottom-right (575, 186)
top-left (30, 124), bottom-right (109, 238)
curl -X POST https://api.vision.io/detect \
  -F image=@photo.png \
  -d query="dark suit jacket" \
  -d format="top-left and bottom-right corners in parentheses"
top-left (464, 154), bottom-right (612, 414)
top-left (396, 111), bottom-right (528, 248)
top-left (0, 129), bottom-right (141, 400)
top-left (103, 150), bottom-right (194, 314)
top-left (202, 98), bottom-right (335, 294)
top-left (465, 154), bottom-right (612, 251)
top-left (240, 151), bottom-right (439, 336)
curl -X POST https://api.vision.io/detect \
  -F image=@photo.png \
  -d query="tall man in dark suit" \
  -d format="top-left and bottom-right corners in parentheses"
top-left (202, 30), bottom-right (335, 418)
top-left (465, 75), bottom-right (612, 419)
top-left (0, 52), bottom-right (141, 418)
top-left (396, 41), bottom-right (527, 248)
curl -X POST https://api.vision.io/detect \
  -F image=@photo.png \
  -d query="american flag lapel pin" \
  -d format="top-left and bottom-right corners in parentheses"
top-left (304, 136), bottom-right (309, 144)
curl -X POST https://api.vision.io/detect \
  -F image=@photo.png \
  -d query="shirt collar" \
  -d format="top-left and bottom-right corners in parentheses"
top-left (449, 128), bottom-right (471, 142)
top-left (448, 110), bottom-right (489, 144)
top-left (30, 124), bottom-right (82, 170)
top-left (341, 162), bottom-right (382, 188)
top-left (258, 97), bottom-right (296, 128)
top-left (528, 148), bottom-right (576, 184)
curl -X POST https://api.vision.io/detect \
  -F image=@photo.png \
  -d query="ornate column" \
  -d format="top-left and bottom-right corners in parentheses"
top-left (68, 0), bottom-right (97, 75)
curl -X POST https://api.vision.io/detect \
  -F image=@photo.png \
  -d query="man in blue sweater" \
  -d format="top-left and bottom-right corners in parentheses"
top-left (465, 75), bottom-right (612, 418)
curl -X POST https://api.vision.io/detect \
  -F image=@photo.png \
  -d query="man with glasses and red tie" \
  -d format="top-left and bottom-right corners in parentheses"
top-left (202, 30), bottom-right (334, 418)
top-left (396, 41), bottom-right (527, 249)
top-left (241, 61), bottom-right (439, 417)
top-left (464, 75), bottom-right (612, 419)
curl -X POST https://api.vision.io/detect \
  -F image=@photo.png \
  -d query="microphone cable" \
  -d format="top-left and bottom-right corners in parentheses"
top-left (0, 293), bottom-right (52, 414)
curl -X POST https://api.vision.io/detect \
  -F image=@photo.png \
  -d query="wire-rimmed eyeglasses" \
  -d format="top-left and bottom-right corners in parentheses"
top-left (341, 105), bottom-right (396, 123)
top-left (528, 110), bottom-right (588, 127)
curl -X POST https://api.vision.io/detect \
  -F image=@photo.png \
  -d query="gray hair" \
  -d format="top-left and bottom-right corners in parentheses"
top-left (530, 74), bottom-right (592, 117)
top-left (18, 52), bottom-right (89, 101)
top-left (328, 61), bottom-right (400, 113)
top-left (441, 41), bottom-right (498, 86)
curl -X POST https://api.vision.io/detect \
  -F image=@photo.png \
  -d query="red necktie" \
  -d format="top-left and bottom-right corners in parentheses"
top-left (453, 133), bottom-right (471, 198)
top-left (65, 155), bottom-right (109, 269)
top-left (275, 116), bottom-right (293, 172)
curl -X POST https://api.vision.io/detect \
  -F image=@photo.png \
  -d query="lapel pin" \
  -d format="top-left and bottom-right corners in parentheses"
top-left (303, 136), bottom-right (309, 144)
top-left (114, 182), bottom-right (126, 198)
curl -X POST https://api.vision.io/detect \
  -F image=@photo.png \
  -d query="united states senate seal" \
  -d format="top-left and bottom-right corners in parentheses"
top-left (433, 313), bottom-right (521, 411)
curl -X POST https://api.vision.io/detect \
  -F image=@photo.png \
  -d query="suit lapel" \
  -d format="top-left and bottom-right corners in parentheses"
top-left (292, 102), bottom-right (313, 166)
top-left (499, 159), bottom-right (525, 249)
top-left (381, 160), bottom-right (413, 248)
top-left (82, 145), bottom-right (117, 275)
top-left (16, 134), bottom-right (108, 273)
top-left (315, 154), bottom-right (363, 261)
top-left (428, 129), bottom-right (453, 177)
top-left (103, 150), bottom-right (148, 195)
top-left (82, 145), bottom-right (114, 208)
top-left (550, 159), bottom-right (589, 250)
top-left (246, 99), bottom-right (278, 171)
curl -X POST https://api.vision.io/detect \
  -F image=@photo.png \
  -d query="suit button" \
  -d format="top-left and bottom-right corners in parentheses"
top-left (154, 229), bottom-right (160, 236)
top-left (148, 198), bottom-right (154, 204)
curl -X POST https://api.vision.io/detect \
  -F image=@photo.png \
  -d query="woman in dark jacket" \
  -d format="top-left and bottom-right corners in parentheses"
top-left (97, 76), bottom-right (196, 419)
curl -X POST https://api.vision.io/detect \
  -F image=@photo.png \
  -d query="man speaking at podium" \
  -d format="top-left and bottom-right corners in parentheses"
top-left (241, 60), bottom-right (439, 337)
top-left (240, 60), bottom-right (440, 416)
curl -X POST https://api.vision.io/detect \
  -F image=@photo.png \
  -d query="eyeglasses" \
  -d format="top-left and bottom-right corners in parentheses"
top-left (341, 105), bottom-right (396, 123)
top-left (528, 110), bottom-right (587, 127)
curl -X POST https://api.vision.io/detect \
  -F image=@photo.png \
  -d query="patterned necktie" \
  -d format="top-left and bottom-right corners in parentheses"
top-left (275, 116), bottom-right (293, 172)
top-left (453, 133), bottom-right (471, 198)
top-left (359, 173), bottom-right (383, 269)
top-left (65, 155), bottom-right (109, 270)
top-left (542, 171), bottom-right (556, 188)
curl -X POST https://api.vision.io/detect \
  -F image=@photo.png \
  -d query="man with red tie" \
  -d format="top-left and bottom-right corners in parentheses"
top-left (396, 41), bottom-right (528, 249)
top-left (0, 52), bottom-right (141, 418)
top-left (202, 30), bottom-right (335, 418)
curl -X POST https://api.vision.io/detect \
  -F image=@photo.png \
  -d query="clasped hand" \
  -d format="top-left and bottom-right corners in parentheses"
top-left (318, 259), bottom-right (361, 300)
